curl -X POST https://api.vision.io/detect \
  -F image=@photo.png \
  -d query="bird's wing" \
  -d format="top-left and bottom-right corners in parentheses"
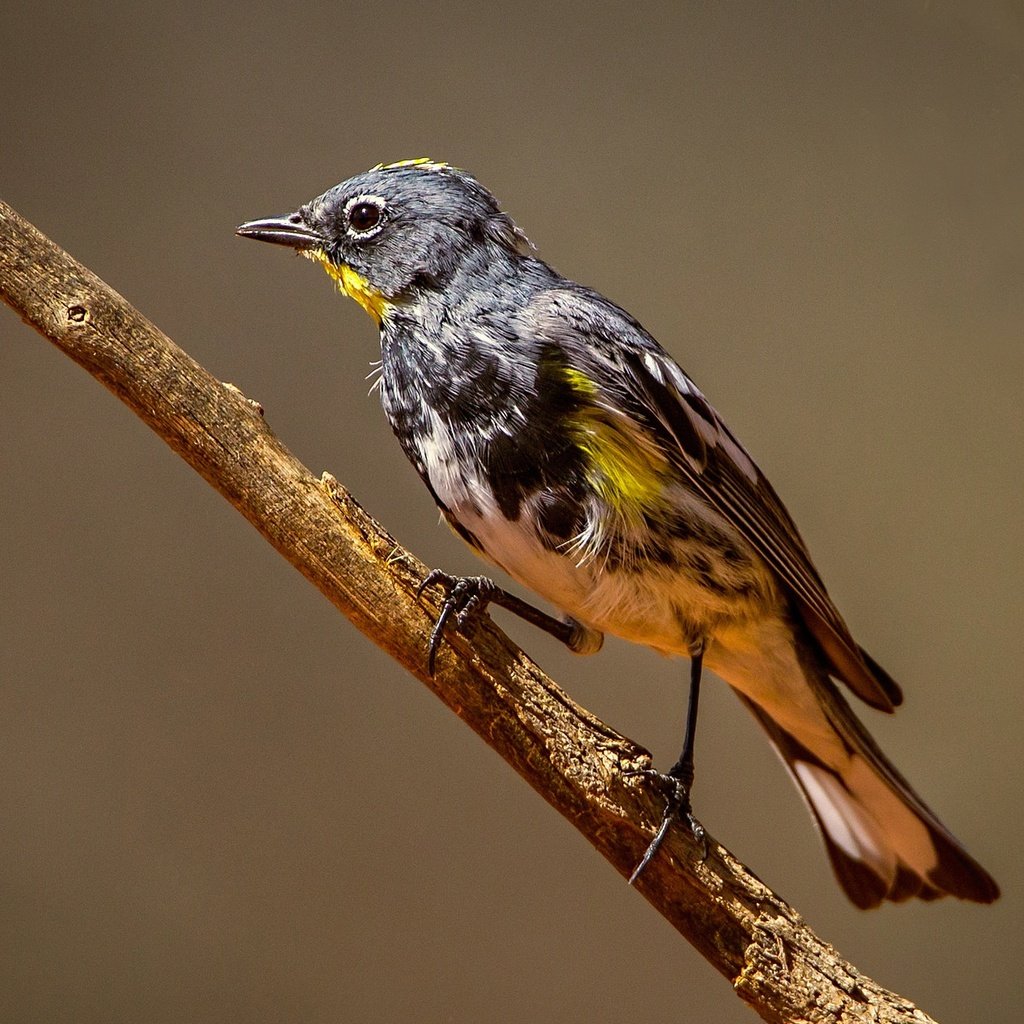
top-left (531, 287), bottom-right (902, 711)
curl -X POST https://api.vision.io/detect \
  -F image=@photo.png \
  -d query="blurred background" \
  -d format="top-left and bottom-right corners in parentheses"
top-left (2, 2), bottom-right (1021, 1021)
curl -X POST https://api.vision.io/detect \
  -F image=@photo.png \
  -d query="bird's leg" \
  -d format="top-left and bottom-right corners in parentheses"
top-left (629, 642), bottom-right (708, 884)
top-left (417, 570), bottom-right (603, 674)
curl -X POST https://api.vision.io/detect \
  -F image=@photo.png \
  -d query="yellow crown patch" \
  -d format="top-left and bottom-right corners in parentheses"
top-left (373, 158), bottom-right (453, 173)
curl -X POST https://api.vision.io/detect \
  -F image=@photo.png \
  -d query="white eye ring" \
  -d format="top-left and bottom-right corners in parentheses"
top-left (344, 194), bottom-right (387, 237)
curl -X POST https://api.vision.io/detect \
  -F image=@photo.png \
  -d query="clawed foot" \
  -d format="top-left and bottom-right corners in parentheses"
top-left (627, 769), bottom-right (708, 885)
top-left (417, 571), bottom-right (500, 674)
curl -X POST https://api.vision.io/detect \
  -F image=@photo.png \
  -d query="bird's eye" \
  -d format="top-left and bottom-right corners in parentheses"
top-left (348, 201), bottom-right (382, 234)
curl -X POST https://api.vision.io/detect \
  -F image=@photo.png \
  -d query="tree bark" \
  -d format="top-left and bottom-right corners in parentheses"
top-left (0, 199), bottom-right (939, 1023)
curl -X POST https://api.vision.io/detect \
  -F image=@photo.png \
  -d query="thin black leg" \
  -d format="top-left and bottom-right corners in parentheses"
top-left (629, 643), bottom-right (707, 884)
top-left (667, 644), bottom-right (703, 789)
top-left (417, 570), bottom-right (603, 674)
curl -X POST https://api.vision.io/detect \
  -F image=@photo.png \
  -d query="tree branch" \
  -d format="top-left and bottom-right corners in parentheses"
top-left (0, 199), bottom-right (938, 1024)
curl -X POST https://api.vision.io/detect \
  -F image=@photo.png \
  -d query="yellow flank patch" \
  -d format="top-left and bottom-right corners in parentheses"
top-left (576, 417), bottom-right (666, 507)
top-left (563, 367), bottom-right (598, 397)
top-left (305, 249), bottom-right (390, 324)
top-left (562, 368), bottom-right (667, 508)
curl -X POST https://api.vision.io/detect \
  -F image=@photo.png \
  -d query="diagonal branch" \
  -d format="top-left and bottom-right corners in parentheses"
top-left (0, 199), bottom-right (938, 1024)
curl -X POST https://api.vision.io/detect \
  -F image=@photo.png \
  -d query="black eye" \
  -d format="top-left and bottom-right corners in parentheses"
top-left (349, 201), bottom-right (382, 233)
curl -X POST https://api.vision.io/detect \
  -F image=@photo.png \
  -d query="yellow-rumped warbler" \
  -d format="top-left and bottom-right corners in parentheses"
top-left (238, 159), bottom-right (998, 908)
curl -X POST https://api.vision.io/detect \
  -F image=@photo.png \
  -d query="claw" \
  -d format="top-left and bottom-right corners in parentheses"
top-left (426, 597), bottom-right (457, 675)
top-left (416, 568), bottom-right (448, 601)
top-left (417, 572), bottom-right (499, 675)
top-left (628, 773), bottom-right (707, 885)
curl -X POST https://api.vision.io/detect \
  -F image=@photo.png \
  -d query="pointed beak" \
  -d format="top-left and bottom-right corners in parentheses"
top-left (235, 213), bottom-right (325, 250)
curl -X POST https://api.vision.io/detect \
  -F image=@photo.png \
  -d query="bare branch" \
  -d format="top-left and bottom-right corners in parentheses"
top-left (0, 199), bottom-right (939, 1023)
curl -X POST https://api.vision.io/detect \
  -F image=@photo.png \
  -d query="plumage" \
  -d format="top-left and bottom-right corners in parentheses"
top-left (237, 160), bottom-right (998, 908)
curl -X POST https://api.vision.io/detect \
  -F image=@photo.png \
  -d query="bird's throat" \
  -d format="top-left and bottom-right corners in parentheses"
top-left (305, 249), bottom-right (389, 324)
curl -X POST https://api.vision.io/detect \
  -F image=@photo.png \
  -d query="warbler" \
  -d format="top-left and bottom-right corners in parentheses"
top-left (237, 159), bottom-right (998, 908)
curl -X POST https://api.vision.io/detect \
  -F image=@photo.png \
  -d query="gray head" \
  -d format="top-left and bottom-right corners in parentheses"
top-left (237, 160), bottom-right (530, 317)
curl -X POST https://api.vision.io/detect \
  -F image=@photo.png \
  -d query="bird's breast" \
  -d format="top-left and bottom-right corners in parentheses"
top-left (376, 336), bottom-right (779, 655)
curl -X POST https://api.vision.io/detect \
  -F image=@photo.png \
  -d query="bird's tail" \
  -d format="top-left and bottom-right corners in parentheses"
top-left (734, 661), bottom-right (999, 908)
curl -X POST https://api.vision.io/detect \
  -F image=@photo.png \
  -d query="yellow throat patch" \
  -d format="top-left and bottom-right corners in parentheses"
top-left (306, 248), bottom-right (389, 324)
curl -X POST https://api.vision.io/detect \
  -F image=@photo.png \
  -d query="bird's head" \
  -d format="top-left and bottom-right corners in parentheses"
top-left (236, 159), bottom-right (530, 323)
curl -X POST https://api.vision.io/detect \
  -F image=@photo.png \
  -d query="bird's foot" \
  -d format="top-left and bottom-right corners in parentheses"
top-left (627, 768), bottom-right (708, 885)
top-left (417, 571), bottom-right (501, 674)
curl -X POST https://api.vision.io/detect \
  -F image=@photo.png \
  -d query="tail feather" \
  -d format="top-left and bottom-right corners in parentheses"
top-left (736, 678), bottom-right (999, 908)
top-left (856, 644), bottom-right (903, 708)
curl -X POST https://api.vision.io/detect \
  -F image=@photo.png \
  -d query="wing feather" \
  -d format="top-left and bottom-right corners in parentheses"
top-left (525, 286), bottom-right (901, 711)
top-left (622, 346), bottom-right (902, 711)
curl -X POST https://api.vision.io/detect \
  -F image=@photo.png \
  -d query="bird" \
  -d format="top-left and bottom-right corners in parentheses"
top-left (237, 158), bottom-right (998, 908)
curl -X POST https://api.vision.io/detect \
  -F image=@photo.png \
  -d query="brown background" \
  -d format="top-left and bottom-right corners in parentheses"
top-left (2, 2), bottom-right (1021, 1021)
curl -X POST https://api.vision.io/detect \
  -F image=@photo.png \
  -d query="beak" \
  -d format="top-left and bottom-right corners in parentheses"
top-left (235, 213), bottom-right (324, 250)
